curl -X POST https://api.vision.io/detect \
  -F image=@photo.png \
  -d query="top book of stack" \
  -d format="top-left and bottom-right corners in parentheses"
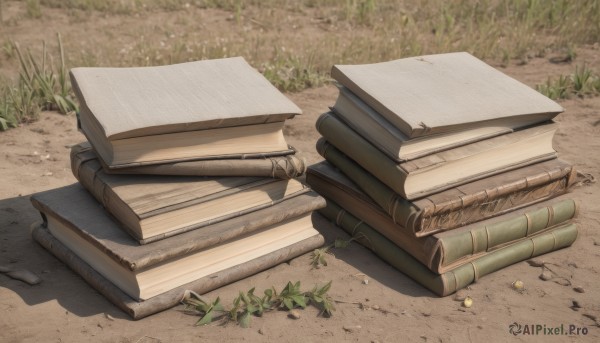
top-left (71, 57), bottom-right (302, 168)
top-left (331, 52), bottom-right (564, 160)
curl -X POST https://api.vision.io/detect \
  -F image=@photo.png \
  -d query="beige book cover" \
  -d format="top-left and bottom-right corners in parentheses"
top-left (70, 57), bottom-right (302, 140)
top-left (331, 52), bottom-right (563, 138)
top-left (70, 147), bottom-right (310, 243)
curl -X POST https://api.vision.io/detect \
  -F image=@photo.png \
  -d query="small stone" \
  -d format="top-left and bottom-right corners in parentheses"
top-left (288, 309), bottom-right (301, 319)
top-left (527, 259), bottom-right (545, 267)
top-left (539, 270), bottom-right (553, 281)
top-left (343, 325), bottom-right (361, 333)
top-left (372, 305), bottom-right (380, 310)
top-left (362, 279), bottom-right (369, 285)
top-left (42, 172), bottom-right (53, 177)
top-left (104, 313), bottom-right (115, 321)
top-left (572, 300), bottom-right (582, 309)
top-left (463, 296), bottom-right (473, 308)
top-left (573, 286), bottom-right (585, 293)
top-left (453, 290), bottom-right (468, 302)
top-left (258, 327), bottom-right (265, 335)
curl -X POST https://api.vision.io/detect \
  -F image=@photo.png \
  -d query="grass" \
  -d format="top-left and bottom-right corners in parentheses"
top-left (536, 65), bottom-right (600, 100)
top-left (1, 0), bottom-right (600, 129)
top-left (0, 34), bottom-right (78, 130)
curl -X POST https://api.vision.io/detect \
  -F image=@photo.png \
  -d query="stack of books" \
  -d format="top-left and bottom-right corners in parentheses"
top-left (307, 52), bottom-right (579, 296)
top-left (29, 57), bottom-right (325, 319)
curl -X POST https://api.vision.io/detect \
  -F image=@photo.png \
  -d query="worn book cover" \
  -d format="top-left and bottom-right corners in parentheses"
top-left (308, 160), bottom-right (578, 273)
top-left (71, 57), bottom-right (301, 140)
top-left (30, 184), bottom-right (326, 317)
top-left (331, 52), bottom-right (563, 138)
top-left (318, 200), bottom-right (577, 296)
top-left (71, 147), bottom-right (310, 243)
top-left (71, 142), bottom-right (306, 179)
top-left (315, 142), bottom-right (576, 236)
top-left (316, 112), bottom-right (558, 199)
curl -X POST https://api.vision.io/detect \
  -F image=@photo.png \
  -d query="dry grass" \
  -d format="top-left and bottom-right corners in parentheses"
top-left (1, 0), bottom-right (600, 128)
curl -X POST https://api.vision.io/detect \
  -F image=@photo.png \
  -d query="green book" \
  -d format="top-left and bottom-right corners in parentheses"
top-left (318, 199), bottom-right (577, 296)
top-left (307, 161), bottom-right (577, 273)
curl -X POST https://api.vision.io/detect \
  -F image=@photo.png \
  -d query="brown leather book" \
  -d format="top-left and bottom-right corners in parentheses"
top-left (307, 161), bottom-right (577, 274)
top-left (30, 184), bottom-right (325, 317)
top-left (70, 147), bottom-right (311, 244)
top-left (312, 146), bottom-right (576, 237)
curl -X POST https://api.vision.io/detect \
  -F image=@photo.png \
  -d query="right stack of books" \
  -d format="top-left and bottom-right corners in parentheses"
top-left (307, 52), bottom-right (579, 296)
top-left (29, 57), bottom-right (326, 319)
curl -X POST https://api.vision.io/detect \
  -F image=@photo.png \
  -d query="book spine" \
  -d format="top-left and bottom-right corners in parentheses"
top-left (318, 202), bottom-right (577, 296)
top-left (316, 112), bottom-right (409, 198)
top-left (434, 199), bottom-right (577, 273)
top-left (69, 146), bottom-right (111, 207)
top-left (419, 165), bottom-right (576, 235)
top-left (316, 139), bottom-right (421, 230)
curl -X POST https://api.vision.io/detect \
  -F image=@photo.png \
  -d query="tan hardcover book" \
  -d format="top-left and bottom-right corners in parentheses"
top-left (71, 147), bottom-right (310, 243)
top-left (331, 52), bottom-right (563, 138)
top-left (307, 161), bottom-right (578, 273)
top-left (30, 184), bottom-right (326, 304)
top-left (315, 142), bottom-right (576, 236)
top-left (317, 112), bottom-right (558, 199)
top-left (332, 86), bottom-right (513, 162)
top-left (70, 57), bottom-right (302, 168)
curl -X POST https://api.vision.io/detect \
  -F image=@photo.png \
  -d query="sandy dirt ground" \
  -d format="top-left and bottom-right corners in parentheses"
top-left (2, 48), bottom-right (600, 342)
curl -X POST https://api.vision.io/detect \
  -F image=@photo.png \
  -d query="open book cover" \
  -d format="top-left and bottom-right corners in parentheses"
top-left (30, 184), bottom-right (326, 315)
top-left (331, 52), bottom-right (563, 139)
top-left (307, 161), bottom-right (578, 273)
top-left (70, 57), bottom-right (301, 141)
top-left (314, 143), bottom-right (576, 236)
top-left (71, 142), bottom-right (306, 179)
top-left (317, 112), bottom-right (558, 199)
top-left (318, 201), bottom-right (577, 296)
top-left (71, 147), bottom-right (311, 243)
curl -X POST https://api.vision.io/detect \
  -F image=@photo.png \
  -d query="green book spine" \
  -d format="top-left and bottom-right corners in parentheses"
top-left (318, 201), bottom-right (577, 296)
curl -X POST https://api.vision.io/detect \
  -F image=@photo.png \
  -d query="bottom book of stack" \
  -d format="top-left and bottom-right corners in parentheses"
top-left (30, 184), bottom-right (325, 319)
top-left (307, 162), bottom-right (578, 296)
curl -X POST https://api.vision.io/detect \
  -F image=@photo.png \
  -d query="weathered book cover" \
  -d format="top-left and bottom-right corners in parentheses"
top-left (30, 184), bottom-right (326, 318)
top-left (71, 142), bottom-right (306, 179)
top-left (308, 161), bottom-right (577, 273)
top-left (70, 57), bottom-right (301, 141)
top-left (71, 147), bottom-right (311, 243)
top-left (315, 142), bottom-right (576, 236)
top-left (316, 112), bottom-right (557, 199)
top-left (318, 202), bottom-right (577, 296)
top-left (31, 223), bottom-right (324, 320)
top-left (331, 52), bottom-right (563, 138)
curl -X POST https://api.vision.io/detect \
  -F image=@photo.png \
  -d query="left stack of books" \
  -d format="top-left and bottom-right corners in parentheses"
top-left (29, 57), bottom-right (326, 319)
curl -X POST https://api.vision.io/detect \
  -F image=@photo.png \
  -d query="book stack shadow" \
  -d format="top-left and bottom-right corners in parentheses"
top-left (29, 57), bottom-right (326, 319)
top-left (307, 52), bottom-right (579, 296)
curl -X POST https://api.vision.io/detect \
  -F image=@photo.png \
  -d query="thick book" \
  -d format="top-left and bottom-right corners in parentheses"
top-left (331, 52), bottom-right (563, 139)
top-left (307, 161), bottom-right (578, 273)
top-left (318, 202), bottom-right (578, 296)
top-left (332, 86), bottom-right (513, 162)
top-left (71, 142), bottom-right (306, 179)
top-left (315, 142), bottom-right (576, 236)
top-left (316, 112), bottom-right (558, 200)
top-left (70, 57), bottom-right (302, 168)
top-left (70, 147), bottom-right (310, 244)
top-left (30, 185), bottom-right (326, 310)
